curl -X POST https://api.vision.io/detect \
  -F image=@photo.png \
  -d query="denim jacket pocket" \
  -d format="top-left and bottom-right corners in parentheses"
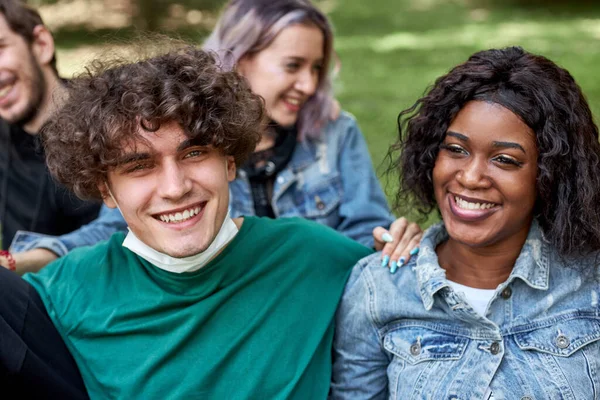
top-left (298, 174), bottom-right (342, 220)
top-left (514, 316), bottom-right (600, 357)
top-left (383, 325), bottom-right (468, 364)
top-left (383, 324), bottom-right (469, 399)
top-left (514, 316), bottom-right (600, 397)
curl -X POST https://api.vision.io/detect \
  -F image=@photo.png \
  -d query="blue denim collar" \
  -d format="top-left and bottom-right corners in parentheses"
top-left (416, 220), bottom-right (550, 310)
top-left (287, 139), bottom-right (319, 172)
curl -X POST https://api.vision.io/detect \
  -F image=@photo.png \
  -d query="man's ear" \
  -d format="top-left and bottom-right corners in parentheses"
top-left (98, 182), bottom-right (118, 209)
top-left (30, 25), bottom-right (55, 67)
top-left (226, 156), bottom-right (236, 182)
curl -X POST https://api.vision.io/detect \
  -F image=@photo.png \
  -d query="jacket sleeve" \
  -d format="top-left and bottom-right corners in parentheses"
top-left (330, 258), bottom-right (390, 399)
top-left (11, 205), bottom-right (127, 256)
top-left (335, 115), bottom-right (394, 247)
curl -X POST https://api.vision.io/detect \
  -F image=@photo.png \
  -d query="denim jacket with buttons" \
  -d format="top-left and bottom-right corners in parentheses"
top-left (331, 221), bottom-right (600, 400)
top-left (11, 111), bottom-right (393, 255)
top-left (230, 111), bottom-right (393, 247)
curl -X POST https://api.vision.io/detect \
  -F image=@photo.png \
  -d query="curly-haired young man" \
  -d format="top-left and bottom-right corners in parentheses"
top-left (0, 46), bottom-right (372, 399)
top-left (0, 0), bottom-right (99, 259)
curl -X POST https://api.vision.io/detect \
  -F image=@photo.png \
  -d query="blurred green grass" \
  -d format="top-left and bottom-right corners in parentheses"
top-left (328, 0), bottom-right (600, 223)
top-left (52, 0), bottom-right (600, 223)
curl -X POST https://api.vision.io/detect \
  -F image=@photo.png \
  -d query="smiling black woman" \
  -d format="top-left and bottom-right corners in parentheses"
top-left (331, 46), bottom-right (600, 399)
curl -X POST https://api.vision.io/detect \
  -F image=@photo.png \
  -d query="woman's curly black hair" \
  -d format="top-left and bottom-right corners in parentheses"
top-left (41, 45), bottom-right (265, 201)
top-left (390, 46), bottom-right (600, 256)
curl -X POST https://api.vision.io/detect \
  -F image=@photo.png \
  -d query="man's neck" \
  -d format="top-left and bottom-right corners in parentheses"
top-left (22, 71), bottom-right (64, 135)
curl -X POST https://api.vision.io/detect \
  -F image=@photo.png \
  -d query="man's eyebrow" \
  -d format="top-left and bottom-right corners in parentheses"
top-left (176, 138), bottom-right (208, 152)
top-left (116, 152), bottom-right (151, 165)
top-left (492, 141), bottom-right (526, 153)
top-left (446, 131), bottom-right (468, 141)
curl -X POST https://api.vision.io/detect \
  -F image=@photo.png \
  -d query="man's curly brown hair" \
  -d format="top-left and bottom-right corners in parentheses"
top-left (41, 46), bottom-right (265, 200)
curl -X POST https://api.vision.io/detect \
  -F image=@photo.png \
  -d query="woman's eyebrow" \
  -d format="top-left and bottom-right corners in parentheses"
top-left (446, 131), bottom-right (468, 141)
top-left (492, 141), bottom-right (526, 153)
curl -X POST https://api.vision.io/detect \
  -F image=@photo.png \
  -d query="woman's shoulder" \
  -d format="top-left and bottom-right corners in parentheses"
top-left (346, 250), bottom-right (420, 296)
top-left (324, 110), bottom-right (358, 131)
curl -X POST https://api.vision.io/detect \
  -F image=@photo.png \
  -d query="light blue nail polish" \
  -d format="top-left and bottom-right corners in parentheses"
top-left (409, 247), bottom-right (420, 256)
top-left (382, 232), bottom-right (393, 243)
top-left (381, 255), bottom-right (390, 267)
top-left (398, 257), bottom-right (406, 267)
top-left (390, 262), bottom-right (398, 274)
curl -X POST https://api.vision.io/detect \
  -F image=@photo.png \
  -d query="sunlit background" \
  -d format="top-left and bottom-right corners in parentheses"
top-left (33, 0), bottom-right (600, 216)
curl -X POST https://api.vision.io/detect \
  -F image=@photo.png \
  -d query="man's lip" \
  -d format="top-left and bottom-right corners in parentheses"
top-left (0, 76), bottom-right (17, 90)
top-left (152, 201), bottom-right (207, 218)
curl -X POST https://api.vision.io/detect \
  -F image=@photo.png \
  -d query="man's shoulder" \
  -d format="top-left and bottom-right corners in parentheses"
top-left (245, 216), bottom-right (372, 255)
top-left (27, 232), bottom-right (127, 284)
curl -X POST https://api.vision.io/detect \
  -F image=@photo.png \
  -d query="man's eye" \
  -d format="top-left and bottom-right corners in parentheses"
top-left (127, 164), bottom-right (148, 173)
top-left (184, 150), bottom-right (203, 159)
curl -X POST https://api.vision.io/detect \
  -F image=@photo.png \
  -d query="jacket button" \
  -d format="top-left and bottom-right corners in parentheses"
top-left (500, 287), bottom-right (512, 299)
top-left (556, 334), bottom-right (570, 349)
top-left (410, 342), bottom-right (421, 356)
top-left (490, 341), bottom-right (501, 355)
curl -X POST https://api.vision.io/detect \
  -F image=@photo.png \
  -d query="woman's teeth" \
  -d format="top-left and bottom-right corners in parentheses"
top-left (455, 196), bottom-right (495, 210)
top-left (158, 207), bottom-right (201, 223)
top-left (286, 98), bottom-right (300, 105)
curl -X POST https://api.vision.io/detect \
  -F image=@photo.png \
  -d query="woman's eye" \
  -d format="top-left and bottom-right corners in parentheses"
top-left (285, 63), bottom-right (300, 72)
top-left (494, 155), bottom-right (523, 167)
top-left (440, 143), bottom-right (467, 154)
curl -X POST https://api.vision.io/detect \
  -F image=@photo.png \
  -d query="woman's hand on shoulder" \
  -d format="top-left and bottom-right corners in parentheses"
top-left (373, 217), bottom-right (422, 274)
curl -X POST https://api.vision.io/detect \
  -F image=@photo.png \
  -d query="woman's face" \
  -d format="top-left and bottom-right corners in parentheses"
top-left (432, 100), bottom-right (538, 249)
top-left (238, 23), bottom-right (324, 127)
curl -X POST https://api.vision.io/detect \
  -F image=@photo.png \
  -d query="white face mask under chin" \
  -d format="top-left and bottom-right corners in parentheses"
top-left (105, 182), bottom-right (238, 273)
top-left (122, 214), bottom-right (238, 273)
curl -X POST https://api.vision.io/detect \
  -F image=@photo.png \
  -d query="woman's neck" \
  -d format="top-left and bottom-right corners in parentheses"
top-left (436, 229), bottom-right (530, 289)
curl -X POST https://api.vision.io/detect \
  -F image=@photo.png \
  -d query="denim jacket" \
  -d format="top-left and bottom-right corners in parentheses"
top-left (11, 111), bottom-right (393, 254)
top-left (331, 221), bottom-right (600, 400)
top-left (230, 112), bottom-right (394, 247)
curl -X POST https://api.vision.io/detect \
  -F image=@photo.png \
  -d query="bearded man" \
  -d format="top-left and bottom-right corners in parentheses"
top-left (0, 0), bottom-right (99, 255)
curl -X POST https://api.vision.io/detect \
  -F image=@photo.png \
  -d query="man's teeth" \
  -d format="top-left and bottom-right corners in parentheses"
top-left (455, 196), bottom-right (495, 210)
top-left (158, 207), bottom-right (201, 223)
top-left (0, 84), bottom-right (13, 98)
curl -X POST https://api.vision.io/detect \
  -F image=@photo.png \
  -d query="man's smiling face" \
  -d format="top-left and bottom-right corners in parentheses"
top-left (102, 121), bottom-right (236, 258)
top-left (0, 13), bottom-right (46, 126)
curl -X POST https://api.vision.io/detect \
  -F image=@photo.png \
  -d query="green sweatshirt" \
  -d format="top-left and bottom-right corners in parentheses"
top-left (25, 216), bottom-right (371, 399)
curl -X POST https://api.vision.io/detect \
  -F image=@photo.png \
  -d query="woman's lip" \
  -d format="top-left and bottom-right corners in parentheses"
top-left (282, 98), bottom-right (302, 112)
top-left (447, 194), bottom-right (499, 222)
top-left (451, 192), bottom-right (497, 205)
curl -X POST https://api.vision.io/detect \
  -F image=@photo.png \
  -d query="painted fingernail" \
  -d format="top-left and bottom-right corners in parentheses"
top-left (409, 247), bottom-right (420, 256)
top-left (390, 261), bottom-right (398, 274)
top-left (381, 255), bottom-right (390, 267)
top-left (398, 257), bottom-right (406, 267)
top-left (382, 232), bottom-right (393, 243)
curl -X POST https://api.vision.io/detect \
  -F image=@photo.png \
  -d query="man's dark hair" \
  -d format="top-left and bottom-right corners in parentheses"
top-left (0, 0), bottom-right (57, 72)
top-left (389, 46), bottom-right (600, 256)
top-left (41, 46), bottom-right (265, 200)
